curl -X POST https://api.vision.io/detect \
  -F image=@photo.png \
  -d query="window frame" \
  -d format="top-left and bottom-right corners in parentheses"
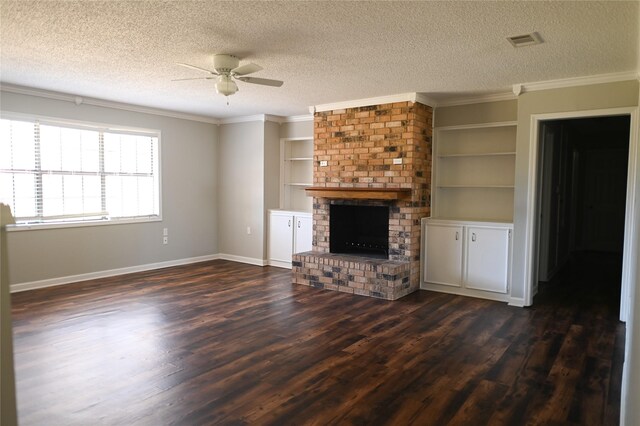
top-left (1, 111), bottom-right (163, 232)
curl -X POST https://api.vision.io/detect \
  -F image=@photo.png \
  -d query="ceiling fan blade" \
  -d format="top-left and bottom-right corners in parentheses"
top-left (231, 63), bottom-right (263, 76)
top-left (176, 62), bottom-right (218, 75)
top-left (171, 77), bottom-right (216, 81)
top-left (236, 76), bottom-right (284, 87)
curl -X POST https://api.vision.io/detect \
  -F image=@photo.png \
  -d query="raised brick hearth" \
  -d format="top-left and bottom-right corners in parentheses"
top-left (292, 100), bottom-right (433, 300)
top-left (292, 252), bottom-right (410, 299)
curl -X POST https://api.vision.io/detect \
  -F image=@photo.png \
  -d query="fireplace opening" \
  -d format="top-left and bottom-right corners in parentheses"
top-left (330, 204), bottom-right (389, 259)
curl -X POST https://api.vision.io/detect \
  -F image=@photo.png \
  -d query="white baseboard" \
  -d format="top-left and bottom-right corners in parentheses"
top-left (508, 297), bottom-right (527, 307)
top-left (268, 259), bottom-right (292, 269)
top-left (217, 253), bottom-right (268, 267)
top-left (420, 282), bottom-right (510, 304)
top-left (10, 254), bottom-right (221, 293)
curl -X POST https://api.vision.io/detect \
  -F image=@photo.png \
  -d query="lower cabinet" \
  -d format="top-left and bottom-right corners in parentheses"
top-left (464, 226), bottom-right (511, 293)
top-left (268, 210), bottom-right (312, 269)
top-left (424, 223), bottom-right (463, 287)
top-left (422, 218), bottom-right (512, 301)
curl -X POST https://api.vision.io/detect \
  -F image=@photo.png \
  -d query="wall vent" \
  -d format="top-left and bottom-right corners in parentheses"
top-left (507, 32), bottom-right (542, 48)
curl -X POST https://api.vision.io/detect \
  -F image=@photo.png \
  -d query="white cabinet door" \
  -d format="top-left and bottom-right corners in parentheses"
top-left (269, 213), bottom-right (293, 263)
top-left (294, 215), bottom-right (312, 253)
top-left (424, 224), bottom-right (463, 287)
top-left (464, 226), bottom-right (510, 293)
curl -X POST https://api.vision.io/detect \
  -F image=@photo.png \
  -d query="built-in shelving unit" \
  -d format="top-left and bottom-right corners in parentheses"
top-left (432, 122), bottom-right (517, 222)
top-left (280, 137), bottom-right (313, 212)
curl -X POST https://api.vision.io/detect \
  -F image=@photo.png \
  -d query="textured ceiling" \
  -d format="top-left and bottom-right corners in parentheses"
top-left (0, 1), bottom-right (638, 119)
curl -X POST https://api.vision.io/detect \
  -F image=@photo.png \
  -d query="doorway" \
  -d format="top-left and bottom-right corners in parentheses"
top-left (534, 115), bottom-right (631, 313)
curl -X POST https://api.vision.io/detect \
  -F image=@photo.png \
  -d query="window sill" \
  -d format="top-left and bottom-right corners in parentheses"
top-left (5, 216), bottom-right (162, 232)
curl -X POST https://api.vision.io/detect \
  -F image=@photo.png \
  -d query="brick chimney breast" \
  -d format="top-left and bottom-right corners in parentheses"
top-left (292, 101), bottom-right (433, 300)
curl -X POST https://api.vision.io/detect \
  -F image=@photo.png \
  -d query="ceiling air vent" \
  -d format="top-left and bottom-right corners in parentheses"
top-left (507, 32), bottom-right (542, 48)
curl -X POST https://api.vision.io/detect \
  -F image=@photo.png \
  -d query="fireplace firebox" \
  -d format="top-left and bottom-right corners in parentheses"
top-left (330, 204), bottom-right (389, 259)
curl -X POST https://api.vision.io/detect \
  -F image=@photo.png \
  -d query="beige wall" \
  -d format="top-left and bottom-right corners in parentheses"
top-left (512, 80), bottom-right (640, 300)
top-left (280, 120), bottom-right (313, 140)
top-left (0, 94), bottom-right (314, 282)
top-left (217, 121), bottom-right (265, 262)
top-left (434, 99), bottom-right (517, 127)
top-left (217, 119), bottom-right (313, 263)
top-left (1, 91), bottom-right (219, 285)
top-left (263, 121), bottom-right (281, 256)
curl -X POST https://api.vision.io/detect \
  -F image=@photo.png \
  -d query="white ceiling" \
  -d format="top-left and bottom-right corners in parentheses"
top-left (1, 1), bottom-right (638, 119)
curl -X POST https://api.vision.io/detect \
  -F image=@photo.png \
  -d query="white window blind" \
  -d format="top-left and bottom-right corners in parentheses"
top-left (0, 117), bottom-right (160, 225)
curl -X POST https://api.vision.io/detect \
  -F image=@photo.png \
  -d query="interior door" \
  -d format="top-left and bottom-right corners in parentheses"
top-left (424, 223), bottom-right (463, 287)
top-left (537, 124), bottom-right (556, 281)
top-left (581, 149), bottom-right (628, 252)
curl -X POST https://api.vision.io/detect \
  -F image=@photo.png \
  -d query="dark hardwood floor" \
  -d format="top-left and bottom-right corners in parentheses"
top-left (11, 257), bottom-right (624, 425)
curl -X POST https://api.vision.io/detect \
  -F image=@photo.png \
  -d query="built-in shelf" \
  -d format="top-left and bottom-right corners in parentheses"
top-left (305, 187), bottom-right (412, 200)
top-left (281, 138), bottom-right (313, 212)
top-left (433, 122), bottom-right (517, 222)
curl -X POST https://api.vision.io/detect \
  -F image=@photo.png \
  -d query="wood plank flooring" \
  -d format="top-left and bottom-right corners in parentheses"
top-left (11, 255), bottom-right (624, 425)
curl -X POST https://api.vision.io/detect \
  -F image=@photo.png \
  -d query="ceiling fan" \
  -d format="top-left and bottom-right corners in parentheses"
top-left (173, 54), bottom-right (284, 98)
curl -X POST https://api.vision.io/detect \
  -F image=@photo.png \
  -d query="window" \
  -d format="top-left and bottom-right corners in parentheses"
top-left (0, 116), bottom-right (160, 227)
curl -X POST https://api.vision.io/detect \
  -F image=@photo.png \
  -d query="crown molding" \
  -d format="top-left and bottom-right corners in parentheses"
top-left (219, 114), bottom-right (290, 124)
top-left (219, 114), bottom-right (267, 124)
top-left (518, 71), bottom-right (640, 94)
top-left (265, 114), bottom-right (285, 123)
top-left (1, 84), bottom-right (312, 125)
top-left (415, 93), bottom-right (438, 108)
top-left (310, 92), bottom-right (436, 114)
top-left (284, 114), bottom-right (313, 122)
top-left (436, 91), bottom-right (516, 107)
top-left (0, 83), bottom-right (222, 124)
top-left (231, 114), bottom-right (313, 124)
top-left (433, 70), bottom-right (639, 107)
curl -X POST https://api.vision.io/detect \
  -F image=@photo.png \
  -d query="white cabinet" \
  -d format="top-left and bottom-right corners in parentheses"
top-left (422, 218), bottom-right (512, 302)
top-left (464, 226), bottom-right (510, 294)
top-left (268, 210), bottom-right (312, 269)
top-left (269, 212), bottom-right (294, 265)
top-left (424, 223), bottom-right (463, 287)
top-left (294, 214), bottom-right (313, 253)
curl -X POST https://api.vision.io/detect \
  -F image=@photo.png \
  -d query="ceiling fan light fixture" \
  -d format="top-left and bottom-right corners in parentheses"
top-left (215, 75), bottom-right (238, 96)
top-left (175, 54), bottom-right (283, 100)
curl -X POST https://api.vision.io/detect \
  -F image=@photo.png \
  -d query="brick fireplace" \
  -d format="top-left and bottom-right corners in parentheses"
top-left (292, 100), bottom-right (433, 300)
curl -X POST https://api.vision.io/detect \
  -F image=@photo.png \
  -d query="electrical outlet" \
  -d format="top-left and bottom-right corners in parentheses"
top-left (320, 160), bottom-right (328, 167)
top-left (163, 236), bottom-right (168, 245)
top-left (393, 158), bottom-right (403, 165)
top-left (246, 226), bottom-right (251, 235)
top-left (163, 228), bottom-right (168, 236)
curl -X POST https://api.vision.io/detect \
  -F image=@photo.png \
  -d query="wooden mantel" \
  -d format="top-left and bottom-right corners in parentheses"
top-left (305, 187), bottom-right (412, 200)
